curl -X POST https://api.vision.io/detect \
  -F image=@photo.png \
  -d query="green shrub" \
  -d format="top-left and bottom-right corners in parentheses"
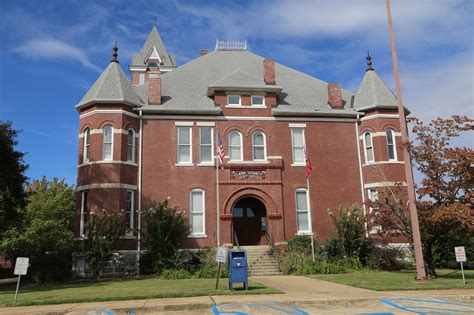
top-left (366, 246), bottom-right (412, 271)
top-left (281, 251), bottom-right (313, 275)
top-left (160, 269), bottom-right (193, 279)
top-left (194, 265), bottom-right (229, 278)
top-left (287, 235), bottom-right (315, 254)
top-left (324, 236), bottom-right (345, 259)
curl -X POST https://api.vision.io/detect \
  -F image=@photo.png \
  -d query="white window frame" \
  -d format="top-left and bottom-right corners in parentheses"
top-left (83, 128), bottom-right (90, 163)
top-left (367, 188), bottom-right (381, 234)
top-left (227, 95), bottom-right (241, 106)
top-left (199, 126), bottom-right (214, 164)
top-left (127, 129), bottom-right (135, 163)
top-left (80, 191), bottom-right (89, 237)
top-left (102, 125), bottom-right (114, 161)
top-left (386, 129), bottom-right (398, 161)
top-left (252, 131), bottom-right (267, 161)
top-left (291, 128), bottom-right (306, 165)
top-left (251, 95), bottom-right (265, 107)
top-left (228, 130), bottom-right (243, 161)
top-left (295, 188), bottom-right (312, 235)
top-left (190, 189), bottom-right (205, 236)
top-left (363, 132), bottom-right (374, 164)
top-left (125, 190), bottom-right (134, 236)
top-left (177, 126), bottom-right (192, 164)
top-left (138, 73), bottom-right (145, 85)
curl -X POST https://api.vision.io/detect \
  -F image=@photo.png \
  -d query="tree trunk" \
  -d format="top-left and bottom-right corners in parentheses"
top-left (423, 243), bottom-right (437, 278)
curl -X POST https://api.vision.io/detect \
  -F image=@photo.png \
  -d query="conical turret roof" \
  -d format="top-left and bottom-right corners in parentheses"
top-left (354, 70), bottom-right (398, 110)
top-left (76, 62), bottom-right (144, 109)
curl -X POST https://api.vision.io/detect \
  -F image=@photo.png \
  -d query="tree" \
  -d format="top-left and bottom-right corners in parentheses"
top-left (367, 115), bottom-right (473, 277)
top-left (1, 177), bottom-right (76, 281)
top-left (81, 208), bottom-right (127, 280)
top-left (142, 199), bottom-right (190, 274)
top-left (0, 121), bottom-right (28, 233)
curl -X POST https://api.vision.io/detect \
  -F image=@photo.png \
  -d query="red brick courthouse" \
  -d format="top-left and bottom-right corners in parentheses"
top-left (74, 26), bottom-right (407, 274)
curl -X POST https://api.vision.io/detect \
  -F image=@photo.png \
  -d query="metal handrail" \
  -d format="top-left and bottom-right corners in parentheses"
top-left (233, 230), bottom-right (241, 249)
top-left (264, 230), bottom-right (281, 271)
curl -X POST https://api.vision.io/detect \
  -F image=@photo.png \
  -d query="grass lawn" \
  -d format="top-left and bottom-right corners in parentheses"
top-left (309, 269), bottom-right (474, 291)
top-left (0, 277), bottom-right (281, 307)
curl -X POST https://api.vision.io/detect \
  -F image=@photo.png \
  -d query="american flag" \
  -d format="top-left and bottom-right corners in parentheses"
top-left (217, 133), bottom-right (225, 170)
top-left (304, 146), bottom-right (313, 177)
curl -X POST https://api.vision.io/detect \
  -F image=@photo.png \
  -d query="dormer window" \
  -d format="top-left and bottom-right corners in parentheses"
top-left (251, 95), bottom-right (265, 107)
top-left (227, 95), bottom-right (241, 106)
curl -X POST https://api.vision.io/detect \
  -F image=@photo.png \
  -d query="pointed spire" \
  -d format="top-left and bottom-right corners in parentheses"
top-left (111, 41), bottom-right (119, 63)
top-left (366, 51), bottom-right (374, 71)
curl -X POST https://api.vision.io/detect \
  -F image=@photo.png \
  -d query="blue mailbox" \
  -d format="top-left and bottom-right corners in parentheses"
top-left (228, 250), bottom-right (248, 290)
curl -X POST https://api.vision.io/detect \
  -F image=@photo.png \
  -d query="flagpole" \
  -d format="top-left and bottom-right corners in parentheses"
top-left (215, 128), bottom-right (220, 247)
top-left (306, 176), bottom-right (315, 263)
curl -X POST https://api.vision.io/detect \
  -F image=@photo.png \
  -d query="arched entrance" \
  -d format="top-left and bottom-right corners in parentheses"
top-left (232, 197), bottom-right (266, 246)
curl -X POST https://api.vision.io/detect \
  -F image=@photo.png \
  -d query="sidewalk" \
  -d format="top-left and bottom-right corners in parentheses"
top-left (1, 276), bottom-right (473, 314)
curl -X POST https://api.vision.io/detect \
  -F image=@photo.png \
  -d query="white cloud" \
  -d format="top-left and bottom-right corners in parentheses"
top-left (11, 38), bottom-right (102, 73)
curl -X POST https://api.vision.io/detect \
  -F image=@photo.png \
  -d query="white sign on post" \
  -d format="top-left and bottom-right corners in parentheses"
top-left (455, 246), bottom-right (466, 262)
top-left (14, 257), bottom-right (29, 276)
top-left (216, 247), bottom-right (227, 264)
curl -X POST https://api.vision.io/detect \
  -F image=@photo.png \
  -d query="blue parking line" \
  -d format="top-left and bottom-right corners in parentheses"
top-left (378, 298), bottom-right (474, 314)
top-left (211, 301), bottom-right (309, 315)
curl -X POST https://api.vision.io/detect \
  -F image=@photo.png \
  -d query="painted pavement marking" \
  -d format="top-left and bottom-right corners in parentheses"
top-left (211, 301), bottom-right (309, 315)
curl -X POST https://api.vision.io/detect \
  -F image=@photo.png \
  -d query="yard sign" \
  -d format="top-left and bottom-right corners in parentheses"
top-left (454, 246), bottom-right (466, 285)
top-left (13, 257), bottom-right (29, 302)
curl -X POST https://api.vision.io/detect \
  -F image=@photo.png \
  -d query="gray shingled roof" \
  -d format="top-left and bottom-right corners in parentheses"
top-left (208, 70), bottom-right (282, 95)
top-left (140, 50), bottom-right (357, 116)
top-left (131, 26), bottom-right (175, 67)
top-left (353, 70), bottom-right (398, 110)
top-left (76, 62), bottom-right (144, 109)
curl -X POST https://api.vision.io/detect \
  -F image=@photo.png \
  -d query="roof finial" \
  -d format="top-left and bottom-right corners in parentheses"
top-left (111, 41), bottom-right (119, 63)
top-left (153, 17), bottom-right (157, 27)
top-left (366, 51), bottom-right (374, 71)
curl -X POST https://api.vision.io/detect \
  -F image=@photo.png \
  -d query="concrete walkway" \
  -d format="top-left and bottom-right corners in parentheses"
top-left (1, 275), bottom-right (473, 314)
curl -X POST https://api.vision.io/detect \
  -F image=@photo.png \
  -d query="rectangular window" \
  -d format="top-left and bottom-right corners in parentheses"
top-left (251, 95), bottom-right (265, 107)
top-left (80, 191), bottom-right (89, 237)
top-left (199, 127), bottom-right (213, 163)
top-left (296, 189), bottom-right (311, 233)
top-left (386, 130), bottom-right (397, 161)
top-left (367, 188), bottom-right (381, 234)
top-left (103, 126), bottom-right (113, 161)
top-left (127, 130), bottom-right (135, 162)
top-left (291, 128), bottom-right (305, 164)
top-left (83, 129), bottom-right (90, 163)
top-left (177, 126), bottom-right (192, 163)
top-left (227, 95), bottom-right (241, 106)
top-left (125, 190), bottom-right (134, 235)
top-left (364, 133), bottom-right (374, 163)
top-left (139, 73), bottom-right (145, 85)
top-left (190, 190), bottom-right (205, 235)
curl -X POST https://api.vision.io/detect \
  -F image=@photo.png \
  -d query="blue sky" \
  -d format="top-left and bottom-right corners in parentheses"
top-left (0, 0), bottom-right (472, 185)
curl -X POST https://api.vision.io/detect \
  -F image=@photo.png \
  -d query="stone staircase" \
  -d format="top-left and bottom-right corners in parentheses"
top-left (242, 245), bottom-right (282, 276)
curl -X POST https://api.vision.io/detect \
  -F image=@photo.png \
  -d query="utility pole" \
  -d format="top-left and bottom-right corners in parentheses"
top-left (386, 0), bottom-right (427, 280)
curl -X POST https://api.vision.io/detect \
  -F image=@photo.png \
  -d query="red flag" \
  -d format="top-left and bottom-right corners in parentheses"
top-left (217, 133), bottom-right (225, 170)
top-left (304, 146), bottom-right (312, 176)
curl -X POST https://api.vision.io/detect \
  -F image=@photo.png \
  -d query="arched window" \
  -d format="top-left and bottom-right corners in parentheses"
top-left (127, 129), bottom-right (135, 163)
top-left (252, 131), bottom-right (266, 161)
top-left (190, 189), bottom-right (205, 236)
top-left (102, 125), bottom-right (113, 160)
top-left (386, 129), bottom-right (397, 161)
top-left (229, 131), bottom-right (243, 161)
top-left (295, 188), bottom-right (311, 234)
top-left (363, 132), bottom-right (374, 163)
top-left (83, 128), bottom-right (90, 163)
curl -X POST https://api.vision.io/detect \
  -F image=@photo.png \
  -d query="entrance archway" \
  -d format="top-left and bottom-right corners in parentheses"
top-left (232, 197), bottom-right (266, 246)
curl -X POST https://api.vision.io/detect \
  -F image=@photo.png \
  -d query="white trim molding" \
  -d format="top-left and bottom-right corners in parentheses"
top-left (364, 181), bottom-right (407, 189)
top-left (288, 123), bottom-right (307, 128)
top-left (77, 183), bottom-right (138, 191)
top-left (175, 121), bottom-right (194, 126)
top-left (359, 131), bottom-right (401, 139)
top-left (79, 129), bottom-right (139, 138)
top-left (360, 114), bottom-right (400, 121)
top-left (78, 160), bottom-right (138, 167)
top-left (142, 115), bottom-right (356, 123)
top-left (80, 109), bottom-right (140, 119)
top-left (196, 122), bottom-right (215, 127)
top-left (363, 161), bottom-right (405, 167)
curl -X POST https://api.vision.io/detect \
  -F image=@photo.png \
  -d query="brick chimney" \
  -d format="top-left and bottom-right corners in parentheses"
top-left (264, 59), bottom-right (276, 85)
top-left (148, 69), bottom-right (161, 105)
top-left (327, 83), bottom-right (343, 109)
top-left (200, 49), bottom-right (208, 56)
